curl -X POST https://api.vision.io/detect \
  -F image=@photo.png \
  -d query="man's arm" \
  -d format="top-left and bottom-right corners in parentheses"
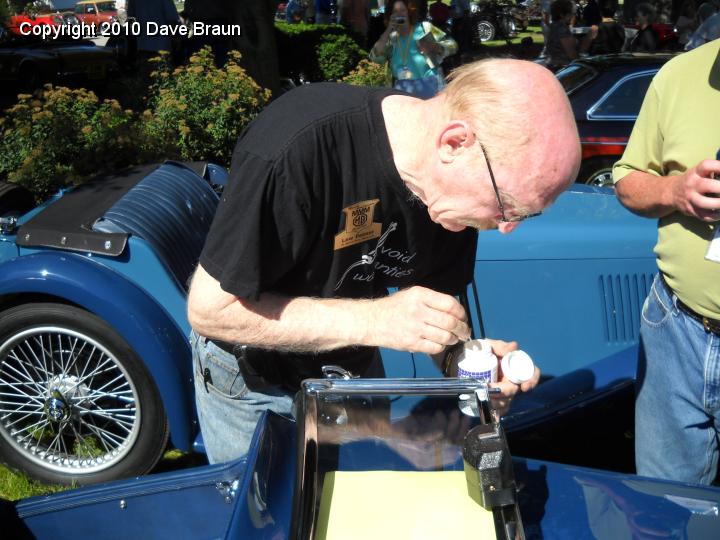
top-left (187, 264), bottom-right (471, 355)
top-left (616, 162), bottom-right (720, 220)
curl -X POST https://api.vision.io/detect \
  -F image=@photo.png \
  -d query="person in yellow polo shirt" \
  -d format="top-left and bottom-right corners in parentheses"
top-left (613, 41), bottom-right (720, 485)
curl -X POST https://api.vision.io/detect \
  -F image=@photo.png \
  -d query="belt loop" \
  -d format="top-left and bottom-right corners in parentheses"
top-left (659, 273), bottom-right (679, 312)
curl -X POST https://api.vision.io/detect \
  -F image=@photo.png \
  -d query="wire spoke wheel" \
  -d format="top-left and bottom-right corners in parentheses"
top-left (0, 327), bottom-right (141, 474)
top-left (0, 304), bottom-right (168, 485)
top-left (476, 20), bottom-right (496, 42)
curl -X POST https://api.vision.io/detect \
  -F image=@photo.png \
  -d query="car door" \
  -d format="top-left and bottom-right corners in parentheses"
top-left (74, 3), bottom-right (86, 23)
top-left (84, 3), bottom-right (99, 26)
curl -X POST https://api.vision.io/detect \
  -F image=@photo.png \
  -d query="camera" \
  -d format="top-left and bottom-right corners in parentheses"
top-left (393, 15), bottom-right (406, 24)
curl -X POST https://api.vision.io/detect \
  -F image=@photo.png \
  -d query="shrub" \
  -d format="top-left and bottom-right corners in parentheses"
top-left (275, 22), bottom-right (361, 81)
top-left (316, 34), bottom-right (366, 81)
top-left (0, 1), bottom-right (11, 25)
top-left (139, 47), bottom-right (271, 165)
top-left (0, 86), bottom-right (136, 201)
top-left (341, 59), bottom-right (389, 87)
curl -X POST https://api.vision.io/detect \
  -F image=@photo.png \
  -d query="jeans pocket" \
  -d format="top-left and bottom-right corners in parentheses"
top-left (194, 339), bottom-right (248, 400)
top-left (641, 282), bottom-right (672, 328)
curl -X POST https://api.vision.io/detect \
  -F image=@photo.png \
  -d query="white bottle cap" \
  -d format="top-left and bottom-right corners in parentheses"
top-left (500, 350), bottom-right (535, 384)
top-left (457, 339), bottom-right (497, 383)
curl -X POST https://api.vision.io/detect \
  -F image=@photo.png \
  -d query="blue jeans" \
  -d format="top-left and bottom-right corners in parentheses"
top-left (191, 331), bottom-right (295, 464)
top-left (192, 331), bottom-right (385, 464)
top-left (636, 274), bottom-right (720, 484)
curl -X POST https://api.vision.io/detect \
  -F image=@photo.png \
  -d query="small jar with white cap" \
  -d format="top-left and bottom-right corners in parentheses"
top-left (456, 340), bottom-right (536, 385)
top-left (456, 339), bottom-right (498, 383)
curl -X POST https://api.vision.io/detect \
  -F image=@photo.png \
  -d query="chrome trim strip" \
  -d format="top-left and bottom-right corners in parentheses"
top-left (586, 69), bottom-right (658, 121)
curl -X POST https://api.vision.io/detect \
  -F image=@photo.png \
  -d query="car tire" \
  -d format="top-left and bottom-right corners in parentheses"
top-left (475, 19), bottom-right (496, 42)
top-left (0, 303), bottom-right (169, 485)
top-left (578, 157), bottom-right (617, 188)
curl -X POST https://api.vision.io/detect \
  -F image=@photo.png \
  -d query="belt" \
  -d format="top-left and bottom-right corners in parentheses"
top-left (211, 339), bottom-right (238, 356)
top-left (660, 275), bottom-right (720, 335)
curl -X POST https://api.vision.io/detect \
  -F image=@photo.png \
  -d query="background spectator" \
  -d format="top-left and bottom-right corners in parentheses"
top-left (583, 0), bottom-right (603, 25)
top-left (546, 0), bottom-right (592, 70)
top-left (450, 0), bottom-right (472, 56)
top-left (674, 0), bottom-right (698, 46)
top-left (686, 8), bottom-right (720, 48)
top-left (628, 3), bottom-right (659, 51)
top-left (429, 0), bottom-right (450, 30)
top-left (126, 0), bottom-right (180, 56)
top-left (370, 0), bottom-right (456, 97)
top-left (588, 0), bottom-right (625, 54)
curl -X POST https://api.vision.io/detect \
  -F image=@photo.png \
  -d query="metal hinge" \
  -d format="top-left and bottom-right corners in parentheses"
top-left (215, 478), bottom-right (240, 504)
top-left (0, 216), bottom-right (18, 235)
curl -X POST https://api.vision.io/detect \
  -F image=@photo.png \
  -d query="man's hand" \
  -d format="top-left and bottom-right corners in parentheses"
top-left (671, 159), bottom-right (720, 221)
top-left (486, 338), bottom-right (541, 416)
top-left (368, 286), bottom-right (471, 355)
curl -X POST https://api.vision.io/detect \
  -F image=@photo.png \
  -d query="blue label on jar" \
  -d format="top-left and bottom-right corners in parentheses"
top-left (458, 368), bottom-right (492, 381)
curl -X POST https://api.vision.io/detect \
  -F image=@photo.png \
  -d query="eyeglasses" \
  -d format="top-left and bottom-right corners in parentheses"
top-left (478, 141), bottom-right (542, 224)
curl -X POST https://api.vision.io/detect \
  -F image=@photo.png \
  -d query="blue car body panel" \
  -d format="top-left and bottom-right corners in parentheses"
top-left (0, 165), bottom-right (657, 471)
top-left (472, 185), bottom-right (657, 378)
top-left (0, 251), bottom-right (196, 450)
top-left (8, 412), bottom-right (720, 540)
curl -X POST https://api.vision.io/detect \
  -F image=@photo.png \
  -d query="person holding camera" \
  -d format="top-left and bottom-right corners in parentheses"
top-left (369, 0), bottom-right (456, 98)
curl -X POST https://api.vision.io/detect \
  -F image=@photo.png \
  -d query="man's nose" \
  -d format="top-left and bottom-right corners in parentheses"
top-left (498, 222), bottom-right (520, 234)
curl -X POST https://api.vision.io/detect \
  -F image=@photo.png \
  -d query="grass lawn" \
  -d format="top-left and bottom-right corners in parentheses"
top-left (0, 448), bottom-right (206, 501)
top-left (484, 24), bottom-right (545, 47)
top-left (0, 464), bottom-right (67, 501)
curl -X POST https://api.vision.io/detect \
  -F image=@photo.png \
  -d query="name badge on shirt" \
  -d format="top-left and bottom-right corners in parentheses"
top-left (706, 224), bottom-right (720, 263)
top-left (334, 199), bottom-right (382, 250)
top-left (397, 67), bottom-right (414, 80)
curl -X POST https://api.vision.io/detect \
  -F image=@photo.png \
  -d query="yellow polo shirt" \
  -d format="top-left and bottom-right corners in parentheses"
top-left (613, 41), bottom-right (720, 319)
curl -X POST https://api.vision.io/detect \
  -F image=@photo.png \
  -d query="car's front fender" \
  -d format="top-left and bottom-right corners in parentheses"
top-left (0, 251), bottom-right (196, 451)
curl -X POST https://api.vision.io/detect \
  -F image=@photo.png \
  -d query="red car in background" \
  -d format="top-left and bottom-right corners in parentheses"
top-left (556, 53), bottom-right (676, 187)
top-left (73, 1), bottom-right (118, 26)
top-left (6, 12), bottom-right (72, 37)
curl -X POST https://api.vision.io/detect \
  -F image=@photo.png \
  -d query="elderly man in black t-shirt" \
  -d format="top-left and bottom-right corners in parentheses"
top-left (187, 58), bottom-right (581, 464)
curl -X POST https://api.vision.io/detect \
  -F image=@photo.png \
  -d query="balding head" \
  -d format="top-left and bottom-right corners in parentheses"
top-left (441, 59), bottom-right (580, 210)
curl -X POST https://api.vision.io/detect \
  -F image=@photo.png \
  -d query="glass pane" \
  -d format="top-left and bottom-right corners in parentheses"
top-left (294, 379), bottom-right (508, 539)
top-left (556, 63), bottom-right (596, 94)
top-left (592, 74), bottom-right (654, 118)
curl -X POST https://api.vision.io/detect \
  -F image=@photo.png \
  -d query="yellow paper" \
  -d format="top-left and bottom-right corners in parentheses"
top-left (314, 470), bottom-right (496, 540)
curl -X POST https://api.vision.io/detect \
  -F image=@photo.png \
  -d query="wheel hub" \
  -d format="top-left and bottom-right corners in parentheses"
top-left (45, 390), bottom-right (71, 423)
top-left (43, 375), bottom-right (89, 423)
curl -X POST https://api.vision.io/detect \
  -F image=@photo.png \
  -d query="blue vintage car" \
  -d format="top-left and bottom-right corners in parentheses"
top-left (4, 388), bottom-right (720, 540)
top-left (0, 160), bottom-right (658, 488)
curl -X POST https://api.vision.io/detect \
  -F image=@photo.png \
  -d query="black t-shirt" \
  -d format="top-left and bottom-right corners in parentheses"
top-left (200, 83), bottom-right (477, 387)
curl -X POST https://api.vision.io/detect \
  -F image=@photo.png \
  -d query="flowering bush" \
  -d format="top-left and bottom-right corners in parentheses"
top-left (342, 59), bottom-right (389, 87)
top-left (139, 47), bottom-right (271, 165)
top-left (0, 86), bottom-right (136, 201)
top-left (0, 47), bottom-right (271, 202)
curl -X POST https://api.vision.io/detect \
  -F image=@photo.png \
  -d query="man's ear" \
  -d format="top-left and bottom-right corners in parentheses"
top-left (438, 121), bottom-right (474, 163)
